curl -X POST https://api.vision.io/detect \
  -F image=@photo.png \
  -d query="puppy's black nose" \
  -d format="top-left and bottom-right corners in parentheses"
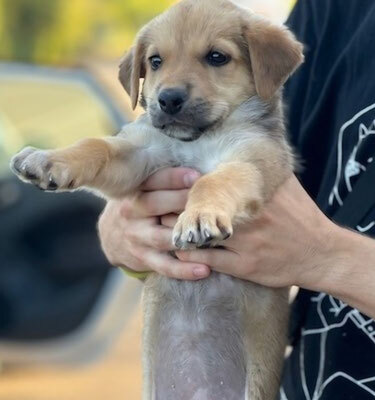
top-left (158, 88), bottom-right (188, 115)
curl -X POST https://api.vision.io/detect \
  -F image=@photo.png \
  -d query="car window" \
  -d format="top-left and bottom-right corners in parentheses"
top-left (0, 64), bottom-right (125, 176)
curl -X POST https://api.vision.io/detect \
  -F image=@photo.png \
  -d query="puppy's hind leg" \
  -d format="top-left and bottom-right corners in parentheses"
top-left (245, 287), bottom-right (289, 400)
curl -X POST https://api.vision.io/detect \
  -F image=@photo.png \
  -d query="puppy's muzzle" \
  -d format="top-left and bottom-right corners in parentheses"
top-left (158, 88), bottom-right (188, 115)
top-left (149, 88), bottom-right (216, 140)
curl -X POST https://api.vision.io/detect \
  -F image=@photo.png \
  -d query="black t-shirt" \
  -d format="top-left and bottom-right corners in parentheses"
top-left (280, 0), bottom-right (375, 399)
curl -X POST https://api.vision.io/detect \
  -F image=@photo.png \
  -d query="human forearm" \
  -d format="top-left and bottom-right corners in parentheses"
top-left (305, 224), bottom-right (375, 319)
top-left (175, 176), bottom-right (375, 319)
top-left (98, 170), bottom-right (375, 319)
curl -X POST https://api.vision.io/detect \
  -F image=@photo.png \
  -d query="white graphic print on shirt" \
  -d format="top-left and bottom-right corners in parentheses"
top-left (282, 103), bottom-right (375, 400)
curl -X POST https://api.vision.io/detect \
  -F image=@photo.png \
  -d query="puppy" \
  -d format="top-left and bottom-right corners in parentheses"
top-left (11, 0), bottom-right (303, 398)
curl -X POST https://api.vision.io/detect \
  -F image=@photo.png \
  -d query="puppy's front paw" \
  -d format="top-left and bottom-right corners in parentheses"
top-left (10, 147), bottom-right (76, 191)
top-left (173, 208), bottom-right (233, 249)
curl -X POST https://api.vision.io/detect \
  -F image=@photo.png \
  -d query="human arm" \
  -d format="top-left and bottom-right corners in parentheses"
top-left (98, 167), bottom-right (375, 318)
top-left (174, 175), bottom-right (375, 319)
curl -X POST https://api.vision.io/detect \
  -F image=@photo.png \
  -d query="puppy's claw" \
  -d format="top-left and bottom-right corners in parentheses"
top-left (173, 234), bottom-right (182, 249)
top-left (24, 170), bottom-right (37, 180)
top-left (220, 229), bottom-right (232, 240)
top-left (187, 231), bottom-right (194, 243)
top-left (47, 177), bottom-right (58, 191)
top-left (13, 164), bottom-right (21, 174)
top-left (173, 210), bottom-right (233, 249)
top-left (203, 229), bottom-right (213, 242)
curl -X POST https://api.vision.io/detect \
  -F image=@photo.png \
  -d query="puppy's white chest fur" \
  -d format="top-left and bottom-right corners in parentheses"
top-left (120, 98), bottom-right (272, 177)
top-left (172, 137), bottom-right (235, 173)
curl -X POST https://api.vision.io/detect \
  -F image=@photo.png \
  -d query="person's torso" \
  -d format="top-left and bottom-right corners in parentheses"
top-left (281, 1), bottom-right (375, 399)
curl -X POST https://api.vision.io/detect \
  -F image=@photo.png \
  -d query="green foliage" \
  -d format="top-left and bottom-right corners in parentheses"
top-left (0, 0), bottom-right (174, 64)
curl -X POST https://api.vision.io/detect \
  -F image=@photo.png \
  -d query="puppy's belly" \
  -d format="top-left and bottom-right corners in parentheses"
top-left (150, 273), bottom-right (247, 400)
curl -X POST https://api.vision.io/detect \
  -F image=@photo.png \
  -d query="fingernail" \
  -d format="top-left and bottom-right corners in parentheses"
top-left (183, 171), bottom-right (200, 187)
top-left (193, 266), bottom-right (208, 278)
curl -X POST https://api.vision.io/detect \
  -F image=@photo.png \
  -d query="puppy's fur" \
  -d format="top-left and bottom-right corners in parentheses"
top-left (11, 0), bottom-right (303, 398)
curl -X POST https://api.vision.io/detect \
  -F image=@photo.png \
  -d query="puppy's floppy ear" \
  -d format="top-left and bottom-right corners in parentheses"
top-left (243, 14), bottom-right (304, 100)
top-left (119, 36), bottom-right (146, 109)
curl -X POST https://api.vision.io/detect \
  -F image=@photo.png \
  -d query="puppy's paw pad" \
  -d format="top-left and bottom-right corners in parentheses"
top-left (173, 209), bottom-right (233, 249)
top-left (10, 148), bottom-right (75, 191)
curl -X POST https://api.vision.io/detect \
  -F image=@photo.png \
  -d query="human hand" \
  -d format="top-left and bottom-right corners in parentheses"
top-left (97, 168), bottom-right (210, 280)
top-left (174, 175), bottom-right (338, 288)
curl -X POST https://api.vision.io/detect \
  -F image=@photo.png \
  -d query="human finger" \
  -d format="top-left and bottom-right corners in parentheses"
top-left (144, 251), bottom-right (210, 280)
top-left (141, 168), bottom-right (200, 191)
top-left (133, 189), bottom-right (190, 217)
top-left (160, 213), bottom-right (178, 228)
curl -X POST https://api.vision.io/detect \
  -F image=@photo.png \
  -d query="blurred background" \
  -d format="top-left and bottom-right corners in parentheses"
top-left (0, 1), bottom-right (294, 399)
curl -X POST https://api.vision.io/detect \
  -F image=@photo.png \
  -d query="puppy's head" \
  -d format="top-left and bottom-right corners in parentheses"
top-left (119, 0), bottom-right (303, 141)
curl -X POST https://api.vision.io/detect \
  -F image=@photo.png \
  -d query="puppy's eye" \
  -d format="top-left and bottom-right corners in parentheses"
top-left (149, 55), bottom-right (162, 70)
top-left (206, 51), bottom-right (230, 67)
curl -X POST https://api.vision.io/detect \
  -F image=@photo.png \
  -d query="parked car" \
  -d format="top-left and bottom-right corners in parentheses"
top-left (0, 62), bottom-right (141, 366)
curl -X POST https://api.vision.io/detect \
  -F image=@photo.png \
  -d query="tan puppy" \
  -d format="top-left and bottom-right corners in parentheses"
top-left (11, 0), bottom-right (303, 398)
